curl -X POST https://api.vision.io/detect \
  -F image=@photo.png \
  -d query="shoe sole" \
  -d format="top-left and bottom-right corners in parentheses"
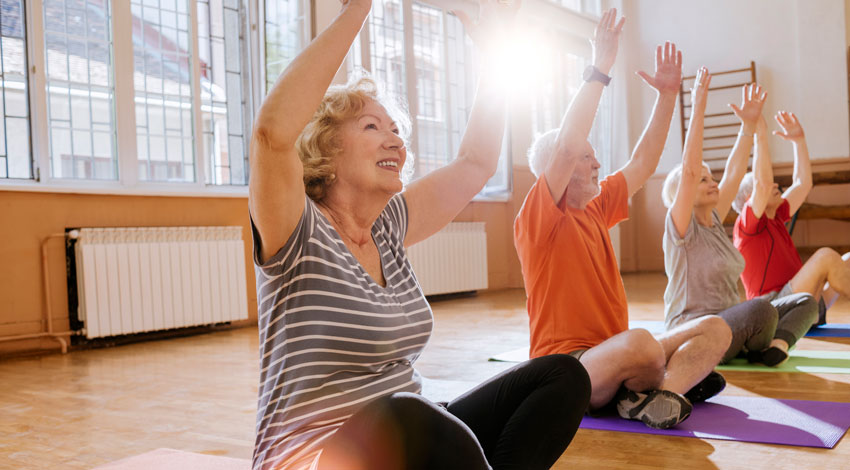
top-left (629, 390), bottom-right (692, 430)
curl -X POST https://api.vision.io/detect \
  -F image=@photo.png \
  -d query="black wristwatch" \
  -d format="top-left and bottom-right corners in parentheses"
top-left (583, 65), bottom-right (611, 86)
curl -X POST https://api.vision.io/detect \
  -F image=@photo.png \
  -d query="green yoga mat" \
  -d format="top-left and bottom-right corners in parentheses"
top-left (491, 348), bottom-right (850, 374)
top-left (717, 350), bottom-right (850, 374)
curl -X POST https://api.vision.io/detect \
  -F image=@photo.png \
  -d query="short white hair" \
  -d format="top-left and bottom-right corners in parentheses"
top-left (661, 162), bottom-right (713, 208)
top-left (527, 129), bottom-right (560, 177)
top-left (732, 172), bottom-right (754, 214)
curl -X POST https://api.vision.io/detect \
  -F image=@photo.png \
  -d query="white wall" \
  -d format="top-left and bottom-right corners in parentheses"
top-left (620, 0), bottom-right (850, 173)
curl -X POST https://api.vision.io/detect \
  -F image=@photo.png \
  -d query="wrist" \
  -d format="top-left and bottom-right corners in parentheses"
top-left (593, 63), bottom-right (613, 76)
top-left (740, 122), bottom-right (756, 135)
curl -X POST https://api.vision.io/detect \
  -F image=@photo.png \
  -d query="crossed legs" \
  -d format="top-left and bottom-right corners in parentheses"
top-left (579, 315), bottom-right (731, 410)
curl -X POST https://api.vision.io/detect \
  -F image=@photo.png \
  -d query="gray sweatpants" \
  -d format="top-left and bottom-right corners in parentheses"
top-left (716, 293), bottom-right (819, 364)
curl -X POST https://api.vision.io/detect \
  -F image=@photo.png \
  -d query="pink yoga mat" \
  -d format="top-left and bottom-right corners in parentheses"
top-left (93, 448), bottom-right (250, 470)
top-left (580, 395), bottom-right (850, 448)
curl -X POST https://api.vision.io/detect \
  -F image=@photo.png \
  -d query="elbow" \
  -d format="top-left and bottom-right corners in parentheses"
top-left (252, 123), bottom-right (294, 153)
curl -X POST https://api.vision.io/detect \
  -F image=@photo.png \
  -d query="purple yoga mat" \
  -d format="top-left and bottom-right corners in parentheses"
top-left (580, 395), bottom-right (850, 448)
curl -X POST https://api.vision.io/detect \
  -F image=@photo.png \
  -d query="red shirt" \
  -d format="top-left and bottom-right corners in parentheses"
top-left (733, 199), bottom-right (802, 299)
top-left (514, 172), bottom-right (630, 357)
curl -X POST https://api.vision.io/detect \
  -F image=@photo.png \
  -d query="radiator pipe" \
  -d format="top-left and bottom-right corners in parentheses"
top-left (0, 233), bottom-right (76, 354)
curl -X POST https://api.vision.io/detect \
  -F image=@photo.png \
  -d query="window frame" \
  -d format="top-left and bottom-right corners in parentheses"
top-left (347, 0), bottom-right (514, 202)
top-left (0, 0), bottom-right (254, 197)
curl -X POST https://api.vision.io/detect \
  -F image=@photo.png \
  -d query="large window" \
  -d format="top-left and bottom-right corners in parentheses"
top-left (0, 0), bottom-right (30, 179)
top-left (349, 0), bottom-right (511, 198)
top-left (132, 0), bottom-right (194, 183)
top-left (263, 0), bottom-right (308, 93)
top-left (198, 0), bottom-right (249, 185)
top-left (44, 0), bottom-right (116, 180)
top-left (3, 0), bottom-right (251, 189)
top-left (530, 29), bottom-right (612, 177)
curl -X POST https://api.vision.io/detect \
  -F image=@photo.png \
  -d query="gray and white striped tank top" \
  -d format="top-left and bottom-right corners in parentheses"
top-left (251, 194), bottom-right (433, 470)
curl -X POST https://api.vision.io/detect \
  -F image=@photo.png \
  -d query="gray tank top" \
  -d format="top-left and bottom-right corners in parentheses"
top-left (251, 194), bottom-right (433, 470)
top-left (663, 209), bottom-right (745, 329)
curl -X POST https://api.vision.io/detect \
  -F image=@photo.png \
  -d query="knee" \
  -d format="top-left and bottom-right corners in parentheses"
top-left (749, 299), bottom-right (779, 324)
top-left (376, 392), bottom-right (434, 420)
top-left (623, 329), bottom-right (666, 371)
top-left (694, 315), bottom-right (733, 351)
top-left (812, 247), bottom-right (842, 268)
top-left (533, 354), bottom-right (592, 396)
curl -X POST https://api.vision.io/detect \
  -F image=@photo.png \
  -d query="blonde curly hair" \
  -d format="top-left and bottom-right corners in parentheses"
top-left (296, 73), bottom-right (413, 202)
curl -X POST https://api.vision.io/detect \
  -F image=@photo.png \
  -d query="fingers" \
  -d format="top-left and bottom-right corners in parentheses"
top-left (613, 15), bottom-right (625, 33)
top-left (729, 103), bottom-right (742, 116)
top-left (595, 8), bottom-right (612, 36)
top-left (655, 45), bottom-right (662, 66)
top-left (636, 70), bottom-right (653, 85)
top-left (676, 49), bottom-right (683, 68)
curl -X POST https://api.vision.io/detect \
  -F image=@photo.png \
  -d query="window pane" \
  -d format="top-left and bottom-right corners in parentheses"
top-left (44, 0), bottom-right (116, 180)
top-left (132, 0), bottom-right (195, 183)
top-left (412, 3), bottom-right (447, 177)
top-left (370, 0), bottom-right (406, 102)
top-left (0, 0), bottom-right (31, 179)
top-left (532, 48), bottom-right (584, 137)
top-left (199, 0), bottom-right (248, 185)
top-left (264, 0), bottom-right (307, 93)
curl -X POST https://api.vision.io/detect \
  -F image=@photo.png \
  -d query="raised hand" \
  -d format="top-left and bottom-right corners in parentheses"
top-left (691, 66), bottom-right (711, 106)
top-left (774, 111), bottom-right (805, 142)
top-left (591, 8), bottom-right (625, 75)
top-left (636, 41), bottom-right (682, 96)
top-left (729, 83), bottom-right (767, 127)
top-left (453, 0), bottom-right (522, 54)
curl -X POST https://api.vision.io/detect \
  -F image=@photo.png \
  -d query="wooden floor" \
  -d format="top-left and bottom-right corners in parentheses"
top-left (2, 273), bottom-right (850, 469)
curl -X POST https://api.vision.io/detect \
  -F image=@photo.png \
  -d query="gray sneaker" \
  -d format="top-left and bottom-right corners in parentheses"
top-left (615, 388), bottom-right (692, 429)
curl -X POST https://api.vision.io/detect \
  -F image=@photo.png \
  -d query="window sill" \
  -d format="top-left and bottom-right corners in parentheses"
top-left (0, 179), bottom-right (249, 198)
top-left (472, 191), bottom-right (511, 203)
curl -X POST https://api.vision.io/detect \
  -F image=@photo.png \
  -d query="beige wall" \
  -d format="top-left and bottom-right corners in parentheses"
top-left (0, 192), bottom-right (258, 356)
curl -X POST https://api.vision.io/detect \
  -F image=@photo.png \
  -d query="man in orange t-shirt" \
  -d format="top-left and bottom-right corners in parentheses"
top-left (514, 10), bottom-right (731, 430)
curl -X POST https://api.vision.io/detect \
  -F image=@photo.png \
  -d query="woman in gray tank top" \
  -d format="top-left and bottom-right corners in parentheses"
top-left (661, 70), bottom-right (817, 366)
top-left (248, 1), bottom-right (591, 469)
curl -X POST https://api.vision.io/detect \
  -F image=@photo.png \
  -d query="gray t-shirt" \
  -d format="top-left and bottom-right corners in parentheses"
top-left (663, 209), bottom-right (745, 329)
top-left (251, 194), bottom-right (433, 470)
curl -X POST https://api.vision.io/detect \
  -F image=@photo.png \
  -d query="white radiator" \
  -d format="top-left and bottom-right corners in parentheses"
top-left (406, 222), bottom-right (488, 296)
top-left (74, 226), bottom-right (249, 339)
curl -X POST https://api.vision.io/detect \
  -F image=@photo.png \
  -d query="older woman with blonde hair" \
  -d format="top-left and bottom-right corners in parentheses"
top-left (661, 72), bottom-right (818, 367)
top-left (248, 1), bottom-right (590, 469)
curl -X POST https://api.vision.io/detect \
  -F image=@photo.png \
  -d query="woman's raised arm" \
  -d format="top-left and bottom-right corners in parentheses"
top-left (670, 67), bottom-right (710, 238)
top-left (250, 1), bottom-right (371, 262)
top-left (402, 0), bottom-right (520, 247)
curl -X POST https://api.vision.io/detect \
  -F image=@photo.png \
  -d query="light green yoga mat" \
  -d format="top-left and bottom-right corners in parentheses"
top-left (491, 348), bottom-right (850, 374)
top-left (717, 350), bottom-right (850, 374)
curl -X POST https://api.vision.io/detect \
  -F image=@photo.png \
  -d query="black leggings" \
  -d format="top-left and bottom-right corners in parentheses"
top-left (318, 354), bottom-right (591, 470)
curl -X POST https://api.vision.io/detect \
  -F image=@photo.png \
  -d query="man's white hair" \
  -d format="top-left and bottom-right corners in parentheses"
top-left (527, 129), bottom-right (560, 178)
top-left (732, 172), bottom-right (755, 214)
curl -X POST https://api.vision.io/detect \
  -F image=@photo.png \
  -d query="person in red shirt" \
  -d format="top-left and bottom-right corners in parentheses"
top-left (514, 10), bottom-right (731, 430)
top-left (733, 112), bottom-right (850, 326)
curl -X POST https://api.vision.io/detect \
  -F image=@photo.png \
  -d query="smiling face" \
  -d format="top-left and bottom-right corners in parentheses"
top-left (565, 140), bottom-right (602, 206)
top-left (333, 99), bottom-right (407, 198)
top-left (694, 166), bottom-right (720, 208)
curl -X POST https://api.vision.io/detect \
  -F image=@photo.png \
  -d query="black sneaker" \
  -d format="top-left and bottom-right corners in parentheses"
top-left (616, 388), bottom-right (692, 430)
top-left (684, 371), bottom-right (726, 403)
top-left (748, 347), bottom-right (789, 367)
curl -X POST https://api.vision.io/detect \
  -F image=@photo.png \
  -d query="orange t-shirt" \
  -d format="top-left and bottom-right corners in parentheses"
top-left (514, 172), bottom-right (630, 358)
